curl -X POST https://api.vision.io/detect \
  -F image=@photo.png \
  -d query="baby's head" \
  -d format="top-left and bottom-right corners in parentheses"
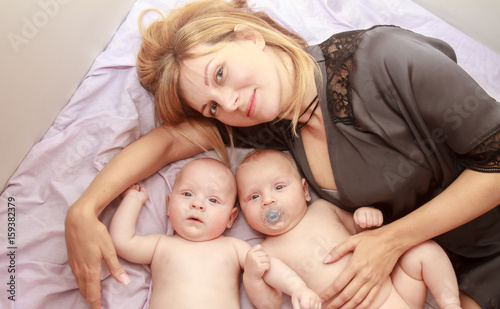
top-left (167, 158), bottom-right (238, 241)
top-left (235, 149), bottom-right (311, 236)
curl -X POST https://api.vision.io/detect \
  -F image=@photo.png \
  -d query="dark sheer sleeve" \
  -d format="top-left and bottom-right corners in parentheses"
top-left (348, 26), bottom-right (500, 180)
top-left (456, 128), bottom-right (500, 173)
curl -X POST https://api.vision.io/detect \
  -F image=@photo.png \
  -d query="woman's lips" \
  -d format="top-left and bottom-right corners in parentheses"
top-left (246, 90), bottom-right (256, 117)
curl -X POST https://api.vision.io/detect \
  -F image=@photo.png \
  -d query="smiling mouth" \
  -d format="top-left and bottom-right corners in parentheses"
top-left (246, 90), bottom-right (256, 117)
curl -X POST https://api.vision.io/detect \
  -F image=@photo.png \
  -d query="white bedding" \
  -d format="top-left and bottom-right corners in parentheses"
top-left (1, 0), bottom-right (499, 308)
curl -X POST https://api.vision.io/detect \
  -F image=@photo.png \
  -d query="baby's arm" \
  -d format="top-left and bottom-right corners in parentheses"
top-left (241, 243), bottom-right (321, 309)
top-left (242, 244), bottom-right (282, 309)
top-left (331, 202), bottom-right (383, 234)
top-left (109, 185), bottom-right (162, 264)
top-left (353, 207), bottom-right (384, 231)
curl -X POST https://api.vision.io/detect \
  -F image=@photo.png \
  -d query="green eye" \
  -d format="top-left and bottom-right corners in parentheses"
top-left (216, 68), bottom-right (223, 82)
top-left (209, 102), bottom-right (218, 116)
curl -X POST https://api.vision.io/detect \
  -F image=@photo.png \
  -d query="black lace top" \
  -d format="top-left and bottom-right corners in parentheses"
top-left (318, 26), bottom-right (500, 175)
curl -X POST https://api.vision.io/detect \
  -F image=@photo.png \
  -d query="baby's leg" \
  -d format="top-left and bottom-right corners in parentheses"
top-left (392, 240), bottom-right (461, 309)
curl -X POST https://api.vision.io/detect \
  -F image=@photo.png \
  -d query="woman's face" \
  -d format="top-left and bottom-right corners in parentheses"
top-left (179, 35), bottom-right (290, 127)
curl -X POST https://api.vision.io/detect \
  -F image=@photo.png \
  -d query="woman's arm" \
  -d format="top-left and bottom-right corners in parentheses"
top-left (65, 124), bottom-right (210, 309)
top-left (320, 169), bottom-right (500, 308)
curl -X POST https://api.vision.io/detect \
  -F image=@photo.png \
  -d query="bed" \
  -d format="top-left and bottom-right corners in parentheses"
top-left (1, 0), bottom-right (499, 308)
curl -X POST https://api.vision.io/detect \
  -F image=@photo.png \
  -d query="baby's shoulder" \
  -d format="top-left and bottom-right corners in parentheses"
top-left (308, 199), bottom-right (338, 213)
top-left (217, 236), bottom-right (251, 251)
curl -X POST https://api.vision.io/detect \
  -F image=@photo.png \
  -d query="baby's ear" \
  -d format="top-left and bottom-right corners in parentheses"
top-left (166, 194), bottom-right (171, 216)
top-left (226, 207), bottom-right (239, 228)
top-left (302, 178), bottom-right (311, 202)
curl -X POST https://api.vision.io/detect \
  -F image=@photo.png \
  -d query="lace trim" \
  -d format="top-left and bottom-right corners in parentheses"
top-left (456, 129), bottom-right (500, 173)
top-left (319, 29), bottom-right (366, 127)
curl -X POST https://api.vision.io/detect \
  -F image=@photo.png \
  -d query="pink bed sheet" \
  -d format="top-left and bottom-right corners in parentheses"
top-left (1, 0), bottom-right (498, 308)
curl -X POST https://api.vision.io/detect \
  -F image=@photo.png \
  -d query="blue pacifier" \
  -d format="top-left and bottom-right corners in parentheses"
top-left (261, 207), bottom-right (286, 229)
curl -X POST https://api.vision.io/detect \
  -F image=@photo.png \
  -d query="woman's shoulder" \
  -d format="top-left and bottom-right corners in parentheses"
top-left (316, 25), bottom-right (455, 63)
top-left (358, 26), bottom-right (456, 63)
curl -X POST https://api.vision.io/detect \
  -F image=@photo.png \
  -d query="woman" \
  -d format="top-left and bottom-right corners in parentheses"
top-left (65, 0), bottom-right (500, 308)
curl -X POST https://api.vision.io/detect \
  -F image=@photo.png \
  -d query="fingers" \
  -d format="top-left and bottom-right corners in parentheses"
top-left (85, 266), bottom-right (103, 309)
top-left (292, 292), bottom-right (322, 309)
top-left (354, 208), bottom-right (384, 229)
top-left (332, 282), bottom-right (379, 309)
top-left (104, 248), bottom-right (130, 285)
top-left (323, 238), bottom-right (356, 264)
top-left (319, 265), bottom-right (354, 305)
top-left (69, 251), bottom-right (103, 309)
top-left (249, 244), bottom-right (270, 264)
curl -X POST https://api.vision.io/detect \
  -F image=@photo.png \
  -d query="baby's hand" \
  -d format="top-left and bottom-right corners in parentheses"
top-left (120, 184), bottom-right (149, 203)
top-left (245, 244), bottom-right (270, 280)
top-left (291, 287), bottom-right (321, 309)
top-left (353, 206), bottom-right (383, 229)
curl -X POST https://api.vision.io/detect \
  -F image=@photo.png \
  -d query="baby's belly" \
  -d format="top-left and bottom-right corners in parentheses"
top-left (289, 250), bottom-right (396, 309)
top-left (149, 281), bottom-right (240, 309)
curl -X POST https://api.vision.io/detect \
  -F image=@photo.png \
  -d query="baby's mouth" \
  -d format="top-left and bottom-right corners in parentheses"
top-left (188, 216), bottom-right (202, 223)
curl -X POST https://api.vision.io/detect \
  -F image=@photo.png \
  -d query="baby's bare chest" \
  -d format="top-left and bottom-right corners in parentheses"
top-left (152, 238), bottom-right (240, 283)
top-left (262, 209), bottom-right (352, 292)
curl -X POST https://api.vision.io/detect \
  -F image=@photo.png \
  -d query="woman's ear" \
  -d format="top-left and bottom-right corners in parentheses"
top-left (233, 24), bottom-right (265, 49)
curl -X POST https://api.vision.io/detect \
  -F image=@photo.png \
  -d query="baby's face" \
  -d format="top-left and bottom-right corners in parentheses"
top-left (167, 159), bottom-right (237, 241)
top-left (236, 154), bottom-right (310, 236)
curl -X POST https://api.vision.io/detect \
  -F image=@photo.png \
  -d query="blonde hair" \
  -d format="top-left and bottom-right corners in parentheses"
top-left (137, 0), bottom-right (319, 162)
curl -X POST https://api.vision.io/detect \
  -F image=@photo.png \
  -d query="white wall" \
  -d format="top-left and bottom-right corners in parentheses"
top-left (413, 0), bottom-right (500, 54)
top-left (0, 0), bottom-right (135, 191)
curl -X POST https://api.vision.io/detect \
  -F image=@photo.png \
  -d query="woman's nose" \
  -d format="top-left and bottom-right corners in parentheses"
top-left (219, 89), bottom-right (239, 112)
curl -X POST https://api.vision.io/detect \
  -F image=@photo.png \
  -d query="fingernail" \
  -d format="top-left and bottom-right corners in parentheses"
top-left (119, 273), bottom-right (131, 285)
top-left (323, 254), bottom-right (332, 263)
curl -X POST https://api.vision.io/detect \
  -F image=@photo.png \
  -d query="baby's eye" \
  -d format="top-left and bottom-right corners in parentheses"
top-left (216, 68), bottom-right (223, 82)
top-left (209, 198), bottom-right (219, 204)
top-left (250, 194), bottom-right (259, 200)
top-left (209, 102), bottom-right (218, 117)
top-left (275, 185), bottom-right (284, 190)
top-left (183, 192), bottom-right (192, 197)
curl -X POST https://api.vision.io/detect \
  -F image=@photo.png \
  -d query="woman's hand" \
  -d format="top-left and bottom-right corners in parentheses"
top-left (65, 204), bottom-right (129, 309)
top-left (319, 228), bottom-right (405, 309)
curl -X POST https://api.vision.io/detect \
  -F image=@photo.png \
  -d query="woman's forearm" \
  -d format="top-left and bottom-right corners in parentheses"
top-left (70, 125), bottom-right (207, 216)
top-left (383, 169), bottom-right (500, 252)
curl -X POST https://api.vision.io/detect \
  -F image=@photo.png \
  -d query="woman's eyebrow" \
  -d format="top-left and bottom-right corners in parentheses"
top-left (204, 57), bottom-right (215, 86)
